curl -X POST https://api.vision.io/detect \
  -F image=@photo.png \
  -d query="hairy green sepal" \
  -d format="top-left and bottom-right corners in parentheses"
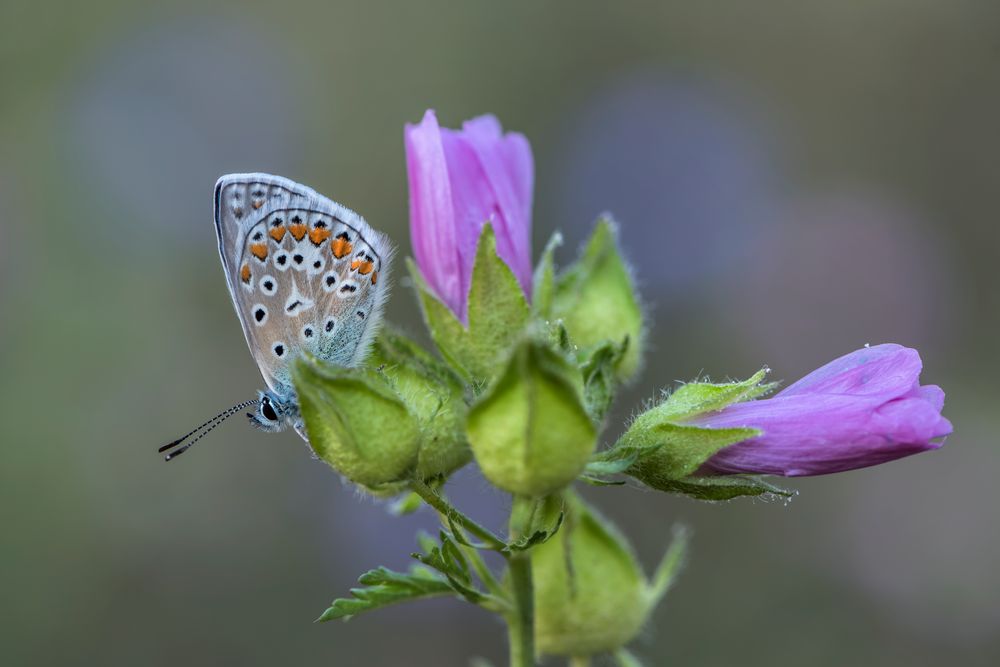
top-left (368, 329), bottom-right (471, 480)
top-left (410, 224), bottom-right (530, 383)
top-left (532, 493), bottom-right (688, 657)
top-left (293, 357), bottom-right (421, 488)
top-left (591, 370), bottom-right (790, 500)
top-left (553, 219), bottom-right (644, 381)
top-left (466, 339), bottom-right (597, 496)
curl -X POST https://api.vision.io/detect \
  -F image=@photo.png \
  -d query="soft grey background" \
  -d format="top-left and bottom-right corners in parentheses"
top-left (2, 2), bottom-right (997, 665)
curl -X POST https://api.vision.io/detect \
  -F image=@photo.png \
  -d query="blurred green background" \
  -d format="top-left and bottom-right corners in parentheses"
top-left (2, 1), bottom-right (997, 665)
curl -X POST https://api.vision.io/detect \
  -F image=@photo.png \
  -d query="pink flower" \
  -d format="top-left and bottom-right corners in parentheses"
top-left (405, 110), bottom-right (534, 322)
top-left (699, 344), bottom-right (952, 476)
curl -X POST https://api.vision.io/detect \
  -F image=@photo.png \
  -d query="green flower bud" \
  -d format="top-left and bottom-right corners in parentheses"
top-left (368, 329), bottom-right (472, 481)
top-left (466, 340), bottom-right (596, 496)
top-left (533, 493), bottom-right (678, 657)
top-left (553, 218), bottom-right (644, 381)
top-left (293, 357), bottom-right (421, 489)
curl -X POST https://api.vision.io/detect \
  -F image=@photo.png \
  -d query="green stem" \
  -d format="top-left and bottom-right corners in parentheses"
top-left (569, 657), bottom-right (592, 667)
top-left (410, 478), bottom-right (506, 551)
top-left (506, 554), bottom-right (534, 667)
top-left (506, 495), bottom-right (536, 667)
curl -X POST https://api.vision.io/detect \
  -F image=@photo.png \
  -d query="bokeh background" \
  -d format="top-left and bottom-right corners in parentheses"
top-left (2, 1), bottom-right (998, 665)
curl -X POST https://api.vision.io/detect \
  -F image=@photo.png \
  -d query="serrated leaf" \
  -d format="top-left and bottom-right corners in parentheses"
top-left (641, 474), bottom-right (794, 501)
top-left (317, 566), bottom-right (454, 622)
top-left (412, 531), bottom-right (486, 604)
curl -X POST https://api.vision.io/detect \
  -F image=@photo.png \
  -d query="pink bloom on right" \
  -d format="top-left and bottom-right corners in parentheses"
top-left (699, 344), bottom-right (952, 476)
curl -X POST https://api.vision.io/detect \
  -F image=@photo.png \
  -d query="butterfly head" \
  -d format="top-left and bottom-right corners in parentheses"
top-left (247, 389), bottom-right (298, 433)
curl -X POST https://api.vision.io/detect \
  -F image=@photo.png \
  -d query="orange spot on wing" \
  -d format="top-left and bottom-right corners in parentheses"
top-left (240, 264), bottom-right (251, 283)
top-left (269, 225), bottom-right (286, 242)
top-left (371, 271), bottom-right (378, 285)
top-left (251, 200), bottom-right (263, 210)
top-left (250, 243), bottom-right (268, 261)
top-left (309, 227), bottom-right (332, 246)
top-left (289, 223), bottom-right (307, 241)
top-left (331, 237), bottom-right (353, 259)
top-left (356, 261), bottom-right (374, 275)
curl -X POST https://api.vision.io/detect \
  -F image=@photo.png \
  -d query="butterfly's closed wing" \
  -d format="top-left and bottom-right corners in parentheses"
top-left (214, 174), bottom-right (393, 396)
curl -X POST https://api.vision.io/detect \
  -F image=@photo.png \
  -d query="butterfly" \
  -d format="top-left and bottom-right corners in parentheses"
top-left (160, 173), bottom-right (393, 460)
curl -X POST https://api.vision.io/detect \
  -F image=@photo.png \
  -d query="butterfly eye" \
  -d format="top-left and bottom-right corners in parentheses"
top-left (261, 400), bottom-right (278, 422)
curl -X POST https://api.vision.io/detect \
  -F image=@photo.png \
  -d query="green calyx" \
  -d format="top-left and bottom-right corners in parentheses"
top-left (552, 218), bottom-right (644, 382)
top-left (292, 329), bottom-right (475, 489)
top-left (367, 329), bottom-right (471, 480)
top-left (293, 355), bottom-right (422, 488)
top-left (532, 492), bottom-right (688, 657)
top-left (466, 339), bottom-right (597, 497)
top-left (588, 369), bottom-right (793, 500)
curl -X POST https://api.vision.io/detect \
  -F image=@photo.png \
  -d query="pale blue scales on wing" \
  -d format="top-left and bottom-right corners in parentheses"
top-left (212, 173), bottom-right (394, 441)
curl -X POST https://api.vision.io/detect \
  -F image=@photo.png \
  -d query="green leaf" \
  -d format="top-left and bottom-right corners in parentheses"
top-left (553, 218), bottom-right (644, 381)
top-left (646, 525), bottom-right (689, 608)
top-left (368, 329), bottom-right (471, 480)
top-left (317, 566), bottom-right (454, 622)
top-left (641, 475), bottom-right (794, 501)
top-left (643, 368), bottom-right (775, 422)
top-left (411, 531), bottom-right (485, 604)
top-left (293, 357), bottom-right (421, 488)
top-left (466, 339), bottom-right (597, 496)
top-left (410, 224), bottom-right (530, 382)
top-left (505, 494), bottom-right (565, 553)
top-left (531, 231), bottom-right (563, 318)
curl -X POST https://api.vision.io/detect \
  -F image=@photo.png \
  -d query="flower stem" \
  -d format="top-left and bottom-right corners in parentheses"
top-left (506, 495), bottom-right (536, 667)
top-left (506, 555), bottom-right (534, 666)
top-left (410, 478), bottom-right (506, 550)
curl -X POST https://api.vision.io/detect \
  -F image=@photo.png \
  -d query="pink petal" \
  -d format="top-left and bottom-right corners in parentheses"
top-left (405, 110), bottom-right (463, 317)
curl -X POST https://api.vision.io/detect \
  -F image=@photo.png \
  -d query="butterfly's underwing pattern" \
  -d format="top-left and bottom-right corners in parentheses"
top-left (214, 173), bottom-right (393, 400)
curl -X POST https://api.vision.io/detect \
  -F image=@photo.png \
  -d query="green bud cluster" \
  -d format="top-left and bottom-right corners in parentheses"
top-left (295, 219), bottom-right (791, 663)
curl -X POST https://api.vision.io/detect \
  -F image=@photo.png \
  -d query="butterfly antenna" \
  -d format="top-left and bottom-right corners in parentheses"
top-left (159, 399), bottom-right (259, 461)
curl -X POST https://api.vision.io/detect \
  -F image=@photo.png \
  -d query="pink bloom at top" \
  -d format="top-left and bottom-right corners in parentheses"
top-left (405, 109), bottom-right (534, 322)
top-left (699, 344), bottom-right (952, 476)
